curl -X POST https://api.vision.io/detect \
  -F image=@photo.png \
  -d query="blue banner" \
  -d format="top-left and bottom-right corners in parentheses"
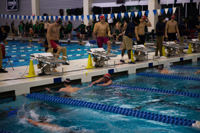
top-left (19, 15), bottom-right (21, 19)
top-left (46, 16), bottom-right (48, 20)
top-left (71, 16), bottom-right (73, 20)
top-left (138, 11), bottom-right (141, 17)
top-left (118, 13), bottom-right (121, 18)
top-left (131, 12), bottom-right (134, 17)
top-left (51, 16), bottom-right (53, 20)
top-left (125, 13), bottom-right (128, 18)
top-left (11, 15), bottom-right (13, 19)
top-left (28, 16), bottom-right (31, 20)
top-left (56, 16), bottom-right (58, 20)
top-left (33, 16), bottom-right (35, 20)
top-left (76, 16), bottom-right (78, 20)
top-left (104, 14), bottom-right (107, 19)
top-left (7, 15), bottom-right (9, 19)
top-left (87, 15), bottom-right (90, 20)
top-left (153, 10), bottom-right (157, 16)
top-left (161, 9), bottom-right (164, 15)
top-left (15, 15), bottom-right (17, 19)
top-left (169, 8), bottom-right (172, 14)
top-left (61, 16), bottom-right (63, 20)
top-left (24, 15), bottom-right (26, 20)
top-left (111, 14), bottom-right (114, 19)
top-left (81, 15), bottom-right (84, 20)
top-left (37, 16), bottom-right (39, 20)
top-left (65, 16), bottom-right (68, 21)
top-left (93, 15), bottom-right (95, 20)
top-left (42, 16), bottom-right (44, 20)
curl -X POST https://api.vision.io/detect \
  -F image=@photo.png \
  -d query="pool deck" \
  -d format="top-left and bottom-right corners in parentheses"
top-left (0, 48), bottom-right (200, 96)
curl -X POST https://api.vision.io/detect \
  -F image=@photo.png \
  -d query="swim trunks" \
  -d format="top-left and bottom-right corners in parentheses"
top-left (97, 37), bottom-right (109, 48)
top-left (50, 40), bottom-right (60, 50)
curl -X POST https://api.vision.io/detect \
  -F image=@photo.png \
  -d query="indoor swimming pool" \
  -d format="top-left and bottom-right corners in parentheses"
top-left (2, 41), bottom-right (121, 68)
top-left (0, 62), bottom-right (200, 133)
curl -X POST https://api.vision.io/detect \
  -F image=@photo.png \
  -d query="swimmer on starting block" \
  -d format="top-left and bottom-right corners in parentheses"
top-left (47, 18), bottom-right (69, 65)
top-left (20, 116), bottom-right (76, 133)
top-left (157, 65), bottom-right (169, 74)
top-left (89, 73), bottom-right (113, 87)
top-left (93, 15), bottom-right (112, 53)
top-left (45, 78), bottom-right (86, 97)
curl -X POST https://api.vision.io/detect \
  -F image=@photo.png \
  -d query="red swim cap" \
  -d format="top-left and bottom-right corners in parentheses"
top-left (141, 15), bottom-right (146, 20)
top-left (171, 15), bottom-right (175, 19)
top-left (100, 15), bottom-right (105, 20)
top-left (104, 74), bottom-right (111, 79)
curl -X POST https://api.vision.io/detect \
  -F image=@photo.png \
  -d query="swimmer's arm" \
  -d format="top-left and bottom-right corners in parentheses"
top-left (165, 22), bottom-right (168, 35)
top-left (45, 87), bottom-right (59, 93)
top-left (28, 119), bottom-right (39, 127)
top-left (47, 25), bottom-right (52, 47)
top-left (106, 23), bottom-right (112, 37)
top-left (93, 23), bottom-right (98, 34)
top-left (89, 78), bottom-right (103, 87)
top-left (175, 22), bottom-right (180, 37)
top-left (146, 18), bottom-right (152, 27)
top-left (135, 26), bottom-right (139, 38)
top-left (98, 80), bottom-right (112, 86)
top-left (57, 27), bottom-right (60, 40)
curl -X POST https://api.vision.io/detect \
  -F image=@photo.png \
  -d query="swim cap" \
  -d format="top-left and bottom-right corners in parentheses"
top-left (100, 15), bottom-right (105, 20)
top-left (171, 15), bottom-right (175, 19)
top-left (158, 65), bottom-right (163, 70)
top-left (29, 39), bottom-right (32, 42)
top-left (141, 15), bottom-right (146, 20)
top-left (104, 74), bottom-right (111, 79)
top-left (64, 78), bottom-right (71, 84)
top-left (38, 116), bottom-right (47, 123)
top-left (56, 18), bottom-right (62, 24)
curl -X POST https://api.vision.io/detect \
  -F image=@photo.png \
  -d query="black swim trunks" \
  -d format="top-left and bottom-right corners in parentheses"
top-left (168, 33), bottom-right (177, 41)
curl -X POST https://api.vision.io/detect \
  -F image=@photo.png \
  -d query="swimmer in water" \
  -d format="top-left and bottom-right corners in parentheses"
top-left (45, 78), bottom-right (86, 95)
top-left (29, 39), bottom-right (34, 47)
top-left (78, 39), bottom-right (86, 45)
top-left (157, 65), bottom-right (169, 74)
top-left (20, 116), bottom-right (76, 133)
top-left (89, 73), bottom-right (113, 87)
top-left (195, 70), bottom-right (200, 74)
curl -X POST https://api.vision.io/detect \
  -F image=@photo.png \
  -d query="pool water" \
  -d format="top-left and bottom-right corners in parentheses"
top-left (0, 62), bottom-right (200, 133)
top-left (3, 41), bottom-right (121, 68)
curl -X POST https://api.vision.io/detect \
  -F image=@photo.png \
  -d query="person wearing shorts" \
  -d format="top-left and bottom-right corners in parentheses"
top-left (179, 18), bottom-right (189, 53)
top-left (165, 15), bottom-right (180, 43)
top-left (120, 22), bottom-right (136, 64)
top-left (135, 15), bottom-right (152, 45)
top-left (67, 21), bottom-right (72, 41)
top-left (47, 18), bottom-right (69, 69)
top-left (93, 15), bottom-right (112, 53)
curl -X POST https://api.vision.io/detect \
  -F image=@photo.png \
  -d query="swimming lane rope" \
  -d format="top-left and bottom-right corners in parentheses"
top-left (0, 129), bottom-right (14, 133)
top-left (137, 72), bottom-right (200, 81)
top-left (26, 93), bottom-right (200, 128)
top-left (171, 66), bottom-right (200, 70)
top-left (109, 84), bottom-right (200, 99)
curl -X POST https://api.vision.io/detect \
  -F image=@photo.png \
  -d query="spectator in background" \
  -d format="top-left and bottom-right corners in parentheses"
top-left (86, 23), bottom-right (92, 40)
top-left (29, 21), bottom-right (34, 38)
top-left (39, 20), bottom-right (44, 38)
top-left (11, 21), bottom-right (15, 40)
top-left (34, 21), bottom-right (39, 38)
top-left (25, 22), bottom-right (30, 38)
top-left (79, 22), bottom-right (86, 40)
top-left (19, 22), bottom-right (24, 42)
top-left (67, 21), bottom-right (72, 41)
top-left (63, 22), bottom-right (68, 40)
top-left (196, 15), bottom-right (200, 40)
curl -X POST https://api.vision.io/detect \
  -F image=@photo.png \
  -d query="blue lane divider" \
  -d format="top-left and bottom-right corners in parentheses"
top-left (171, 66), bottom-right (200, 70)
top-left (0, 129), bottom-right (14, 133)
top-left (26, 93), bottom-right (196, 127)
top-left (137, 72), bottom-right (200, 81)
top-left (109, 84), bottom-right (200, 99)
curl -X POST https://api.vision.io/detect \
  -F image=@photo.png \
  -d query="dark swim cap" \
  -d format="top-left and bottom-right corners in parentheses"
top-left (38, 116), bottom-right (48, 123)
top-left (64, 78), bottom-right (71, 84)
top-left (158, 65), bottom-right (163, 70)
top-left (56, 18), bottom-right (62, 24)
